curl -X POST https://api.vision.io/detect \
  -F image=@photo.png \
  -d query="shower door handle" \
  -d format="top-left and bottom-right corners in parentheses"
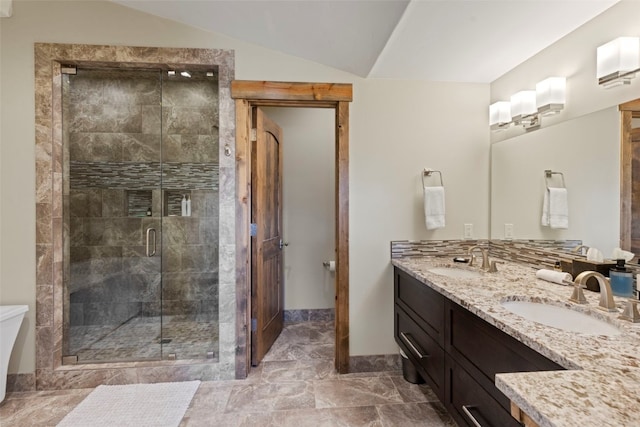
top-left (146, 228), bottom-right (156, 257)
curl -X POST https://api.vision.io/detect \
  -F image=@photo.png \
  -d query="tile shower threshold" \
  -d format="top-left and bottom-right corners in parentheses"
top-left (56, 357), bottom-right (220, 371)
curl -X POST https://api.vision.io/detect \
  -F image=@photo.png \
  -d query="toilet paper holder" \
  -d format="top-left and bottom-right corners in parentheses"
top-left (323, 261), bottom-right (336, 272)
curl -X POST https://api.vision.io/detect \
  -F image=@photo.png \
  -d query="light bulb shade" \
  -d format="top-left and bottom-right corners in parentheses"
top-left (489, 101), bottom-right (511, 129)
top-left (536, 77), bottom-right (565, 115)
top-left (597, 37), bottom-right (640, 85)
top-left (510, 90), bottom-right (537, 122)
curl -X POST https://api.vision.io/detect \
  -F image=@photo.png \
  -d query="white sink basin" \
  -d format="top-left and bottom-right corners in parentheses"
top-left (427, 267), bottom-right (483, 279)
top-left (501, 301), bottom-right (621, 336)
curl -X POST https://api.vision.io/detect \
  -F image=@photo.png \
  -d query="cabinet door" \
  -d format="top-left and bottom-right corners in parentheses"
top-left (447, 300), bottom-right (562, 374)
top-left (395, 305), bottom-right (445, 401)
top-left (394, 268), bottom-right (445, 345)
top-left (445, 357), bottom-right (521, 427)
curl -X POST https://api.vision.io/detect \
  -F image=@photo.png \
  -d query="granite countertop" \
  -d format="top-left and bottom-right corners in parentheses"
top-left (391, 257), bottom-right (640, 427)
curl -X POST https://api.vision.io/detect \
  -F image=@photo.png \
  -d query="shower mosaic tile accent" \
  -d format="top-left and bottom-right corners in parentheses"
top-left (33, 43), bottom-right (236, 391)
top-left (69, 162), bottom-right (219, 190)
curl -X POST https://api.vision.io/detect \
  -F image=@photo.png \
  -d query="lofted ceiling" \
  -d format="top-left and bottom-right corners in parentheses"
top-left (113, 0), bottom-right (619, 83)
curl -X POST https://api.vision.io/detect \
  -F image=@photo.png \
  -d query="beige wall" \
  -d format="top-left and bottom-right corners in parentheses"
top-left (262, 107), bottom-right (336, 310)
top-left (490, 0), bottom-right (640, 256)
top-left (0, 0), bottom-right (489, 374)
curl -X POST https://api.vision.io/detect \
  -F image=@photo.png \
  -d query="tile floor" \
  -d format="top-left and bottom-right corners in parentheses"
top-left (0, 321), bottom-right (456, 426)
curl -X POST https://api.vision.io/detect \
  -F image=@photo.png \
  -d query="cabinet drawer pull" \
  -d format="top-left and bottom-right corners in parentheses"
top-left (400, 332), bottom-right (429, 360)
top-left (462, 405), bottom-right (484, 427)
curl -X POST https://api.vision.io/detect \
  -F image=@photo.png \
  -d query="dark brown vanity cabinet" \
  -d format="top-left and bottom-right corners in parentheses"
top-left (394, 268), bottom-right (446, 400)
top-left (394, 267), bottom-right (564, 427)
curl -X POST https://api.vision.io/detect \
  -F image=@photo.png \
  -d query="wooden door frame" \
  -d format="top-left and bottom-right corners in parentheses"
top-left (232, 81), bottom-right (353, 377)
top-left (619, 98), bottom-right (640, 251)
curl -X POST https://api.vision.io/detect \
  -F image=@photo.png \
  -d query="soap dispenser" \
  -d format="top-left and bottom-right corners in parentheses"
top-left (609, 259), bottom-right (634, 298)
top-left (181, 194), bottom-right (187, 216)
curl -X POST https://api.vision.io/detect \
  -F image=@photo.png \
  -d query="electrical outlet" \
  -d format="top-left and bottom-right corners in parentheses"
top-left (463, 223), bottom-right (473, 240)
top-left (505, 223), bottom-right (514, 240)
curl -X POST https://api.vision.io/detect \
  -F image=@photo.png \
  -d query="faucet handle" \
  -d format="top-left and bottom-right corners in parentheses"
top-left (481, 254), bottom-right (490, 270)
top-left (488, 260), bottom-right (502, 273)
top-left (618, 299), bottom-right (640, 323)
top-left (469, 254), bottom-right (477, 267)
top-left (569, 283), bottom-right (588, 305)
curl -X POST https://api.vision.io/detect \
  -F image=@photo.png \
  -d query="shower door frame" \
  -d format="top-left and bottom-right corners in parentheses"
top-left (232, 81), bottom-right (353, 376)
top-left (34, 43), bottom-right (237, 389)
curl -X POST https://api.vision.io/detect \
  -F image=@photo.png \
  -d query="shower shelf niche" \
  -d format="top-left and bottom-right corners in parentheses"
top-left (126, 190), bottom-right (153, 217)
top-left (164, 190), bottom-right (192, 217)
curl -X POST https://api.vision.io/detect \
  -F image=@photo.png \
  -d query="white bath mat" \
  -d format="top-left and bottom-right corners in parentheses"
top-left (57, 381), bottom-right (200, 427)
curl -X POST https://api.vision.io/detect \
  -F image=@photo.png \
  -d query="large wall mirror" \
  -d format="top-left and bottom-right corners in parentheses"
top-left (491, 98), bottom-right (640, 259)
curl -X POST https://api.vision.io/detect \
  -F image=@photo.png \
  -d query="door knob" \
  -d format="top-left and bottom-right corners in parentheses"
top-left (279, 240), bottom-right (289, 249)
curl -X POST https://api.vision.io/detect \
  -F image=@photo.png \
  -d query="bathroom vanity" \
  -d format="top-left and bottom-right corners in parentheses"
top-left (393, 257), bottom-right (640, 427)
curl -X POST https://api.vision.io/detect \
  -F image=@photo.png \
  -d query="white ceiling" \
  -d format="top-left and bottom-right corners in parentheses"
top-left (113, 0), bottom-right (619, 83)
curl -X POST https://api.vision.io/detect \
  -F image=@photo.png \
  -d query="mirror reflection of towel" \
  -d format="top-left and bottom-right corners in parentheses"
top-left (541, 187), bottom-right (568, 229)
top-left (424, 186), bottom-right (445, 230)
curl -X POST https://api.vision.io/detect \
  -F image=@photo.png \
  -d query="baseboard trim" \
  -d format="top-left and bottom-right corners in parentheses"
top-left (349, 354), bottom-right (401, 373)
top-left (6, 373), bottom-right (36, 393)
top-left (284, 308), bottom-right (334, 322)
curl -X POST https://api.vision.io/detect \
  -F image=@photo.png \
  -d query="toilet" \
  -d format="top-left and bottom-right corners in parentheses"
top-left (0, 305), bottom-right (28, 402)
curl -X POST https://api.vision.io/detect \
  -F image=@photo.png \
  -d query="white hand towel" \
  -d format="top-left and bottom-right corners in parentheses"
top-left (611, 247), bottom-right (635, 262)
top-left (536, 269), bottom-right (573, 285)
top-left (541, 187), bottom-right (568, 229)
top-left (424, 186), bottom-right (445, 230)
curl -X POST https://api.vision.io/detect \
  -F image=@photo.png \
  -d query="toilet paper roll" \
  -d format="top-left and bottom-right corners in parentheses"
top-left (324, 261), bottom-right (336, 272)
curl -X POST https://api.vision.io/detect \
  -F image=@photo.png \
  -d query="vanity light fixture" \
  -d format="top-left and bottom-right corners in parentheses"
top-left (597, 36), bottom-right (640, 88)
top-left (180, 71), bottom-right (191, 78)
top-left (536, 77), bottom-right (566, 116)
top-left (489, 101), bottom-right (511, 131)
top-left (510, 90), bottom-right (540, 129)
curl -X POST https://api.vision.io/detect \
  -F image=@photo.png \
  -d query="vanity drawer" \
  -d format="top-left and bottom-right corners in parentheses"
top-left (394, 267), bottom-right (445, 345)
top-left (446, 300), bottom-right (563, 393)
top-left (395, 304), bottom-right (445, 401)
top-left (445, 357), bottom-right (521, 427)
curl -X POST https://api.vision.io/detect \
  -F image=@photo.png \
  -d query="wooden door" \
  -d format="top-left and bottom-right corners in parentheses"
top-left (251, 107), bottom-right (284, 366)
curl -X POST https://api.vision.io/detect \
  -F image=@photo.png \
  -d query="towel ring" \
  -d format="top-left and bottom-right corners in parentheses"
top-left (544, 169), bottom-right (565, 189)
top-left (422, 169), bottom-right (444, 187)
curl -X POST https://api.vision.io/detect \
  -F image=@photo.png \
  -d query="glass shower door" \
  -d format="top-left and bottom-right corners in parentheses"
top-left (63, 67), bottom-right (220, 364)
top-left (159, 69), bottom-right (220, 361)
top-left (63, 68), bottom-right (164, 363)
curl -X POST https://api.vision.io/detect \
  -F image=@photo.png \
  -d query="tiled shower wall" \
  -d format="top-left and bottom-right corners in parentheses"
top-left (64, 70), bottom-right (220, 331)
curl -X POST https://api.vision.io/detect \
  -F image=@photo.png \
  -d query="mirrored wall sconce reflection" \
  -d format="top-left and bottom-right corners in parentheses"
top-left (510, 90), bottom-right (538, 128)
top-left (536, 77), bottom-right (566, 116)
top-left (489, 77), bottom-right (566, 131)
top-left (597, 36), bottom-right (640, 88)
top-left (489, 101), bottom-right (511, 131)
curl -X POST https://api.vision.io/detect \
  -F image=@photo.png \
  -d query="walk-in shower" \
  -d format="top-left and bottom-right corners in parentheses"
top-left (61, 67), bottom-right (220, 363)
